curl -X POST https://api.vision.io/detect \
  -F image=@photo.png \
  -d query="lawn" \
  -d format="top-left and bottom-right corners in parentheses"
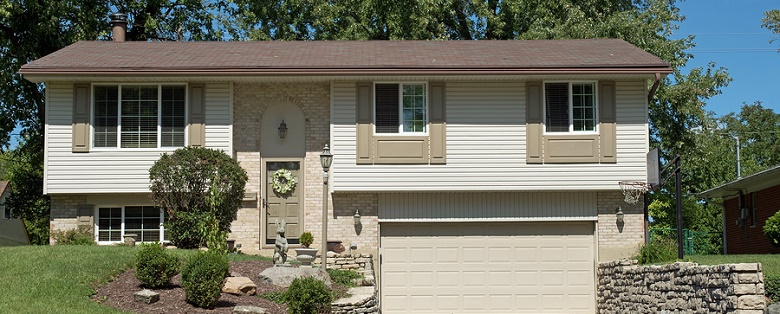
top-left (0, 245), bottom-right (270, 314)
top-left (688, 254), bottom-right (780, 277)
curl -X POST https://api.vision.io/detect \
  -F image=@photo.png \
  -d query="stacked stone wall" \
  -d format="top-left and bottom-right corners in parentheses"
top-left (326, 252), bottom-right (378, 314)
top-left (598, 260), bottom-right (766, 313)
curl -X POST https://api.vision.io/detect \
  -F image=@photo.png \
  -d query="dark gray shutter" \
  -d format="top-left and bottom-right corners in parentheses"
top-left (188, 84), bottom-right (205, 147)
top-left (72, 83), bottom-right (91, 153)
top-left (356, 82), bottom-right (373, 164)
top-left (526, 81), bottom-right (543, 163)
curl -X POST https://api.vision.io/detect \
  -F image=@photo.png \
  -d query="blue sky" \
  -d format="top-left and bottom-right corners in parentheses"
top-left (673, 0), bottom-right (780, 116)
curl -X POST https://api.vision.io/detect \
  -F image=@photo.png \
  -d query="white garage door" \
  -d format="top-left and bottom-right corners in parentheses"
top-left (380, 222), bottom-right (595, 313)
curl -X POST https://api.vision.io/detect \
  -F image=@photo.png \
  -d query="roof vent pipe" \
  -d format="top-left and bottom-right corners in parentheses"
top-left (109, 13), bottom-right (128, 42)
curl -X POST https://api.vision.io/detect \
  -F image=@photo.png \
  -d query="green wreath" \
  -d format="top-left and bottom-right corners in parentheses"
top-left (272, 169), bottom-right (297, 194)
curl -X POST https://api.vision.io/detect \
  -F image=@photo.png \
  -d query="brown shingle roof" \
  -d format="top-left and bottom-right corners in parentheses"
top-left (20, 39), bottom-right (671, 77)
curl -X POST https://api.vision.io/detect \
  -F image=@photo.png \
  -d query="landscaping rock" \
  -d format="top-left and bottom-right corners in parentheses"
top-left (258, 266), bottom-right (331, 288)
top-left (232, 305), bottom-right (266, 314)
top-left (767, 302), bottom-right (780, 314)
top-left (223, 277), bottom-right (257, 296)
top-left (133, 289), bottom-right (159, 304)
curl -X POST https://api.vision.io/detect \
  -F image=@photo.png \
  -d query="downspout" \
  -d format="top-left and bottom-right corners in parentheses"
top-left (647, 72), bottom-right (663, 103)
top-left (720, 199), bottom-right (727, 254)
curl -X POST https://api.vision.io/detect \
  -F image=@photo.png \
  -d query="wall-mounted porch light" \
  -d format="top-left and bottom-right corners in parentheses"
top-left (354, 209), bottom-right (361, 226)
top-left (278, 120), bottom-right (288, 139)
top-left (616, 207), bottom-right (625, 223)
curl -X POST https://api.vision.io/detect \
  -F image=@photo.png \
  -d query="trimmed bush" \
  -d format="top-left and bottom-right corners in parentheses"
top-left (636, 237), bottom-right (677, 264)
top-left (767, 275), bottom-right (780, 304)
top-left (134, 243), bottom-right (180, 288)
top-left (181, 251), bottom-right (229, 309)
top-left (285, 277), bottom-right (332, 314)
top-left (150, 147), bottom-right (248, 249)
top-left (764, 210), bottom-right (780, 247)
top-left (300, 231), bottom-right (314, 248)
top-left (51, 226), bottom-right (95, 245)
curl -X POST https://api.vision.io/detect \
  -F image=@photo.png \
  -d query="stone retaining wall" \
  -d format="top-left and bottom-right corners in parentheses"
top-left (324, 252), bottom-right (378, 314)
top-left (598, 260), bottom-right (766, 313)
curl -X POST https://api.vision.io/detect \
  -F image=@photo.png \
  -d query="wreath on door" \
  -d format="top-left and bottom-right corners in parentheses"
top-left (272, 169), bottom-right (297, 194)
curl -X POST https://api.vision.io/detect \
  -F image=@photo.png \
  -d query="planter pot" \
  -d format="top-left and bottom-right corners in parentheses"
top-left (295, 248), bottom-right (319, 267)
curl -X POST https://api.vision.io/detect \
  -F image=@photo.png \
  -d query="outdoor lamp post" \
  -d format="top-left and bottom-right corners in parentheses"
top-left (319, 144), bottom-right (333, 268)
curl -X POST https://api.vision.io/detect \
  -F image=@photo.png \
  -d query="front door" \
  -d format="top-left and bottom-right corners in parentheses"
top-left (265, 161), bottom-right (302, 245)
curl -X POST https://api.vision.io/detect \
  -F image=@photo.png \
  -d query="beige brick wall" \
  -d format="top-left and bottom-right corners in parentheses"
top-left (49, 194), bottom-right (88, 243)
top-left (597, 191), bottom-right (645, 261)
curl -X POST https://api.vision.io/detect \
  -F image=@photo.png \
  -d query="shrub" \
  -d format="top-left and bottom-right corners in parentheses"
top-left (150, 147), bottom-right (248, 249)
top-left (181, 251), bottom-right (229, 309)
top-left (285, 277), bottom-right (332, 314)
top-left (764, 210), bottom-right (780, 247)
top-left (51, 225), bottom-right (95, 245)
top-left (260, 291), bottom-right (286, 303)
top-left (327, 269), bottom-right (363, 288)
top-left (636, 237), bottom-right (677, 264)
top-left (300, 231), bottom-right (314, 248)
top-left (767, 275), bottom-right (780, 304)
top-left (135, 243), bottom-right (180, 288)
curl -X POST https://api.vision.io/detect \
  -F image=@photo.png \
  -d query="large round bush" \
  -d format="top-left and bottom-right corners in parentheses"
top-left (764, 210), bottom-right (780, 247)
top-left (149, 147), bottom-right (248, 248)
top-left (181, 251), bottom-right (229, 309)
top-left (135, 243), bottom-right (180, 288)
top-left (285, 277), bottom-right (332, 314)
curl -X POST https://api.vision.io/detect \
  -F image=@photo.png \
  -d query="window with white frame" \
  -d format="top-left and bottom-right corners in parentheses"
top-left (545, 82), bottom-right (597, 133)
top-left (375, 83), bottom-right (427, 133)
top-left (96, 206), bottom-right (168, 243)
top-left (93, 84), bottom-right (186, 148)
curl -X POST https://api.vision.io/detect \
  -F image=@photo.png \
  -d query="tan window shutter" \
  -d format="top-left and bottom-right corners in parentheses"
top-left (599, 81), bottom-right (617, 163)
top-left (188, 84), bottom-right (205, 147)
top-left (525, 81), bottom-right (543, 163)
top-left (72, 83), bottom-right (90, 153)
top-left (356, 82), bottom-right (373, 164)
top-left (429, 82), bottom-right (446, 164)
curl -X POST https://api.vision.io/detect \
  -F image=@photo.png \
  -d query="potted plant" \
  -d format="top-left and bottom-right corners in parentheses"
top-left (295, 231), bottom-right (319, 267)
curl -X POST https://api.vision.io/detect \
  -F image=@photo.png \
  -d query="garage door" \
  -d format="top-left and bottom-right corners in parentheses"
top-left (380, 222), bottom-right (595, 313)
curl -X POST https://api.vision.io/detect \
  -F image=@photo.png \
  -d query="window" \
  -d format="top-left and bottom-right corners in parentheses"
top-left (545, 82), bottom-right (597, 133)
top-left (93, 84), bottom-right (186, 148)
top-left (96, 206), bottom-right (168, 243)
top-left (375, 83), bottom-right (427, 134)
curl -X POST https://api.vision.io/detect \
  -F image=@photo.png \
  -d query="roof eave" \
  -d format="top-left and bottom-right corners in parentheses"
top-left (20, 66), bottom-right (673, 83)
top-left (698, 165), bottom-right (780, 199)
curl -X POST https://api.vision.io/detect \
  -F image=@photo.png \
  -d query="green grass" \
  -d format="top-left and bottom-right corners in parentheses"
top-left (688, 254), bottom-right (780, 277)
top-left (0, 245), bottom-right (271, 314)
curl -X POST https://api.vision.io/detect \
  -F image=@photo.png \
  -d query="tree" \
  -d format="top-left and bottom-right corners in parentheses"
top-left (149, 147), bottom-right (247, 249)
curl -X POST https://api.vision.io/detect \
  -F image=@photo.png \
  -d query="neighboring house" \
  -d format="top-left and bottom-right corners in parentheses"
top-left (19, 18), bottom-right (672, 313)
top-left (0, 181), bottom-right (30, 246)
top-left (699, 165), bottom-right (780, 255)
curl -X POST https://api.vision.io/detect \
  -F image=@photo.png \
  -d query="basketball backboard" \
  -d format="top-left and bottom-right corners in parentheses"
top-left (647, 148), bottom-right (660, 189)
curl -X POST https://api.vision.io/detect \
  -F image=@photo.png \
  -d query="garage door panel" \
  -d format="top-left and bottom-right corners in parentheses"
top-left (380, 222), bottom-right (595, 313)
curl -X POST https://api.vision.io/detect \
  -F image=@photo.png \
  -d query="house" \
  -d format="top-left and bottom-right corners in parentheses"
top-left (19, 17), bottom-right (672, 313)
top-left (699, 165), bottom-right (780, 255)
top-left (0, 181), bottom-right (30, 246)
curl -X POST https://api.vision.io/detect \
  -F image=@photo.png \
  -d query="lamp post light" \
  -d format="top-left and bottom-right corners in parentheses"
top-left (319, 144), bottom-right (333, 269)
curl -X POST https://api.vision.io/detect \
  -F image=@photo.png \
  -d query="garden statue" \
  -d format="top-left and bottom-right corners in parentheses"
top-left (273, 219), bottom-right (288, 265)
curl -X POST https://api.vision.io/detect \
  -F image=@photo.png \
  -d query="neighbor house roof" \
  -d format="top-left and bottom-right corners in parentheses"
top-left (19, 39), bottom-right (672, 79)
top-left (698, 164), bottom-right (780, 199)
top-left (0, 181), bottom-right (9, 197)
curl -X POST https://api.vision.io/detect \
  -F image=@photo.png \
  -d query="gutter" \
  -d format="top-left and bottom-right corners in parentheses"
top-left (647, 72), bottom-right (664, 103)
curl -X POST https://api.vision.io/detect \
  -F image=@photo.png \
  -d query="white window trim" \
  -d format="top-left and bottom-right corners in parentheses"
top-left (542, 80), bottom-right (599, 135)
top-left (90, 83), bottom-right (189, 151)
top-left (94, 205), bottom-right (167, 245)
top-left (373, 81), bottom-right (429, 136)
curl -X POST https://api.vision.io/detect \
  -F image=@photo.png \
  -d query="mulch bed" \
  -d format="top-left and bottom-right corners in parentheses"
top-left (93, 260), bottom-right (288, 314)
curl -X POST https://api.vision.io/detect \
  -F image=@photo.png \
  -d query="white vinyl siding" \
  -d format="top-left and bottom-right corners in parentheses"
top-left (44, 82), bottom-right (232, 194)
top-left (378, 192), bottom-right (596, 221)
top-left (332, 80), bottom-right (648, 191)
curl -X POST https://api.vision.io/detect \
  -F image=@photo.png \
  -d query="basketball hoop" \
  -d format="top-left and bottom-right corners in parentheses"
top-left (619, 181), bottom-right (652, 204)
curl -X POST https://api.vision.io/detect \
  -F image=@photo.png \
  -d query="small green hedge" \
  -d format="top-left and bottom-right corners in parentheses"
top-left (51, 226), bottom-right (95, 245)
top-left (285, 277), bottom-right (332, 314)
top-left (135, 243), bottom-right (180, 288)
top-left (767, 275), bottom-right (780, 304)
top-left (181, 251), bottom-right (229, 309)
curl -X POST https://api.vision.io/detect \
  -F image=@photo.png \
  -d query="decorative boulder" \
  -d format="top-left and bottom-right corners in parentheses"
top-left (133, 289), bottom-right (159, 304)
top-left (233, 305), bottom-right (267, 314)
top-left (223, 277), bottom-right (257, 296)
top-left (258, 267), bottom-right (331, 288)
